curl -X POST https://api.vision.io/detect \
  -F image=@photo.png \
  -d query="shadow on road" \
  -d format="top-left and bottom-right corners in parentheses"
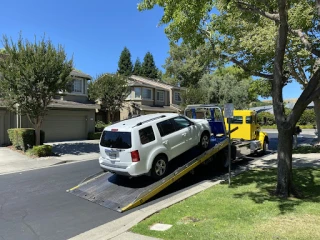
top-left (51, 142), bottom-right (99, 156)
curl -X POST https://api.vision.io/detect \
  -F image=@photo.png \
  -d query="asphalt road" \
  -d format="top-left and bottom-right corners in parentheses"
top-left (0, 132), bottom-right (316, 240)
top-left (267, 132), bottom-right (316, 151)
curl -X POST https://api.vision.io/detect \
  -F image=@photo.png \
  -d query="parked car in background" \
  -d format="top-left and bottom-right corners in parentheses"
top-left (99, 113), bottom-right (211, 179)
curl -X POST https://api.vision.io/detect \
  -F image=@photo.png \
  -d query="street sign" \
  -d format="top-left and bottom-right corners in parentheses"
top-left (224, 103), bottom-right (234, 118)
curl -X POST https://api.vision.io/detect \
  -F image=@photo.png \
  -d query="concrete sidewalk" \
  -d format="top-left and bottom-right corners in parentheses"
top-left (70, 151), bottom-right (320, 240)
top-left (0, 140), bottom-right (100, 175)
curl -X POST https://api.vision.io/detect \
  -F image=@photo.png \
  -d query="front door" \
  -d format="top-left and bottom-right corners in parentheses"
top-left (156, 119), bottom-right (184, 160)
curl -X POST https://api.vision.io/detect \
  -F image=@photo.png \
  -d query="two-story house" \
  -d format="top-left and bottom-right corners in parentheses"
top-left (119, 75), bottom-right (185, 120)
top-left (0, 70), bottom-right (99, 145)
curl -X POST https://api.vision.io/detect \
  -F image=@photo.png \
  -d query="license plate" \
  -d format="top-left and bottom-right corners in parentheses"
top-left (108, 152), bottom-right (118, 159)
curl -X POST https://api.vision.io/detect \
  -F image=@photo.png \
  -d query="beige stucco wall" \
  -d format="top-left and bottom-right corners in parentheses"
top-left (120, 102), bottom-right (141, 120)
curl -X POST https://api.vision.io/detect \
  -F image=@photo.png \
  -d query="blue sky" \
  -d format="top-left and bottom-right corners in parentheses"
top-left (0, 0), bottom-right (302, 100)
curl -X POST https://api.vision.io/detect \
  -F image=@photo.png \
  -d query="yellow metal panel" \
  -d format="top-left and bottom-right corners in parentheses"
top-left (224, 110), bottom-right (255, 140)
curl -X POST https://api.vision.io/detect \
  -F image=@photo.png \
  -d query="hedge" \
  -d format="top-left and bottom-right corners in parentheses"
top-left (88, 132), bottom-right (102, 140)
top-left (95, 121), bottom-right (111, 132)
top-left (257, 109), bottom-right (316, 126)
top-left (7, 128), bottom-right (45, 151)
top-left (27, 145), bottom-right (53, 157)
top-left (257, 112), bottom-right (275, 125)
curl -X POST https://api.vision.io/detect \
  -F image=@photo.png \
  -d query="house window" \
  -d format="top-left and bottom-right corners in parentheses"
top-left (174, 92), bottom-right (181, 102)
top-left (156, 91), bottom-right (164, 102)
top-left (72, 79), bottom-right (83, 93)
top-left (134, 87), bottom-right (141, 98)
top-left (142, 88), bottom-right (152, 100)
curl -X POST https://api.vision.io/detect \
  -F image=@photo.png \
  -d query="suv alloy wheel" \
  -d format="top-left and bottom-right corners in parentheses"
top-left (200, 132), bottom-right (210, 150)
top-left (151, 155), bottom-right (168, 180)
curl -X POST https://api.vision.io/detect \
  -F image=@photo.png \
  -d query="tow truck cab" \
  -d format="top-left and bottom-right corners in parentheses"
top-left (226, 110), bottom-right (269, 149)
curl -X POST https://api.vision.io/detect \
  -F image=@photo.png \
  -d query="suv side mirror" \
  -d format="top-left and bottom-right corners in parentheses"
top-left (190, 121), bottom-right (195, 126)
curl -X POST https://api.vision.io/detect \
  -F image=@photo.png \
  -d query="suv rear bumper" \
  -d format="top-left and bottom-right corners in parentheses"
top-left (99, 157), bottom-right (146, 177)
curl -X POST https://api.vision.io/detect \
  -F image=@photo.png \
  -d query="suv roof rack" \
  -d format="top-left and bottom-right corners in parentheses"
top-left (134, 115), bottom-right (166, 127)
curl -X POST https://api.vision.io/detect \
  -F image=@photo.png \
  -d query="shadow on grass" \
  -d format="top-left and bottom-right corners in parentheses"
top-left (229, 168), bottom-right (320, 214)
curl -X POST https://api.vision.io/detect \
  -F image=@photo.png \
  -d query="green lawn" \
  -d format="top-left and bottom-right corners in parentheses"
top-left (262, 124), bottom-right (315, 129)
top-left (293, 146), bottom-right (320, 154)
top-left (131, 168), bottom-right (320, 240)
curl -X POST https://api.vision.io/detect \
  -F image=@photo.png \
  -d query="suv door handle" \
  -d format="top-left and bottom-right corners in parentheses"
top-left (163, 140), bottom-right (168, 145)
top-left (182, 133), bottom-right (187, 137)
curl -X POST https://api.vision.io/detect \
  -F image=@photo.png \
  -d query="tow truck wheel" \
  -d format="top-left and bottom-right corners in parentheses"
top-left (215, 148), bottom-right (229, 170)
top-left (151, 155), bottom-right (168, 180)
top-left (200, 132), bottom-right (210, 150)
top-left (261, 139), bottom-right (268, 155)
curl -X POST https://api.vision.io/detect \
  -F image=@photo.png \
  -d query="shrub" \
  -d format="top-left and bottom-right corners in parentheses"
top-left (257, 112), bottom-right (275, 125)
top-left (8, 128), bottom-right (35, 151)
top-left (7, 128), bottom-right (45, 151)
top-left (27, 145), bottom-right (53, 157)
top-left (88, 132), bottom-right (102, 140)
top-left (95, 121), bottom-right (111, 132)
top-left (298, 109), bottom-right (316, 126)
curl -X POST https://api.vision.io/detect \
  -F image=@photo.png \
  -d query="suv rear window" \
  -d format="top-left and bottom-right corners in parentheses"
top-left (100, 131), bottom-right (132, 149)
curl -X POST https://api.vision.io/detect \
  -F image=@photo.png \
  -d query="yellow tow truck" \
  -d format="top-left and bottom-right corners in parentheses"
top-left (184, 105), bottom-right (269, 160)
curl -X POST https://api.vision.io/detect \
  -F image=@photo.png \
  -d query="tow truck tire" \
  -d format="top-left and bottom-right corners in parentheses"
top-left (199, 132), bottom-right (210, 150)
top-left (214, 148), bottom-right (229, 170)
top-left (261, 138), bottom-right (268, 155)
top-left (151, 155), bottom-right (168, 180)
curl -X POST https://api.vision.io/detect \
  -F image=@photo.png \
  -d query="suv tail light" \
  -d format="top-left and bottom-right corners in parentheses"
top-left (131, 150), bottom-right (140, 162)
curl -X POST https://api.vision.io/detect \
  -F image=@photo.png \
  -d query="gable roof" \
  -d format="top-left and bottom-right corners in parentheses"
top-left (70, 69), bottom-right (91, 80)
top-left (129, 75), bottom-right (185, 90)
top-left (128, 79), bottom-right (167, 90)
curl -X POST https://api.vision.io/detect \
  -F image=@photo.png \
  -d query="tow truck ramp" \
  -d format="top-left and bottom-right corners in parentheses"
top-left (68, 137), bottom-right (228, 212)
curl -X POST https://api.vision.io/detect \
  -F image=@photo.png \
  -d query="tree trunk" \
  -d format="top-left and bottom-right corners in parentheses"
top-left (313, 98), bottom-right (320, 141)
top-left (276, 127), bottom-right (294, 198)
top-left (35, 123), bottom-right (41, 146)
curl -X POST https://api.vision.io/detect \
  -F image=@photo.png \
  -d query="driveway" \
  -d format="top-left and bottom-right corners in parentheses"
top-left (0, 140), bottom-right (100, 175)
top-left (47, 140), bottom-right (100, 161)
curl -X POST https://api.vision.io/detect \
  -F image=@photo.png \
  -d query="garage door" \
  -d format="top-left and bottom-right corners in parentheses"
top-left (41, 115), bottom-right (87, 142)
top-left (0, 113), bottom-right (4, 146)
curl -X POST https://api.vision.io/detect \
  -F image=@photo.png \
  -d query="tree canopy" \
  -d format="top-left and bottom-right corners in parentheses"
top-left (133, 57), bottom-right (142, 75)
top-left (163, 42), bottom-right (214, 87)
top-left (88, 74), bottom-right (129, 122)
top-left (141, 52), bottom-right (158, 79)
top-left (117, 47), bottom-right (133, 76)
top-left (0, 35), bottom-right (73, 145)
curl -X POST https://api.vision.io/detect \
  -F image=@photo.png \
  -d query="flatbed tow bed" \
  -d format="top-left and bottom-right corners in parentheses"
top-left (67, 136), bottom-right (228, 212)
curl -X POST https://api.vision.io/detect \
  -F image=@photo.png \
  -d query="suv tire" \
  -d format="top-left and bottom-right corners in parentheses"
top-left (199, 132), bottom-right (210, 150)
top-left (151, 155), bottom-right (168, 180)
